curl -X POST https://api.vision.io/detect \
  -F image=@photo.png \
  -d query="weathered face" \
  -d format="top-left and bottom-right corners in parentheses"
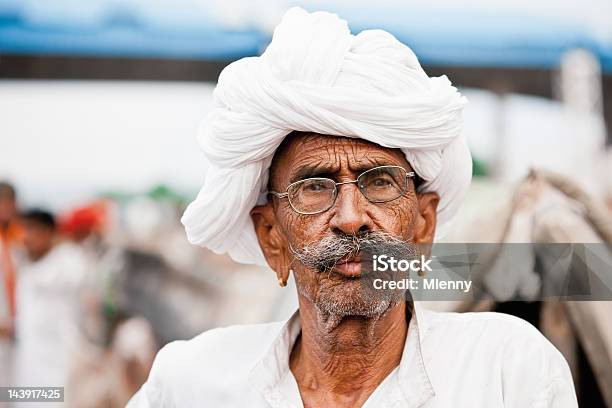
top-left (251, 132), bottom-right (439, 317)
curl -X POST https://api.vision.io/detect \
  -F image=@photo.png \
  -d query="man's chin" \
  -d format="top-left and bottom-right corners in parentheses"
top-left (313, 282), bottom-right (398, 318)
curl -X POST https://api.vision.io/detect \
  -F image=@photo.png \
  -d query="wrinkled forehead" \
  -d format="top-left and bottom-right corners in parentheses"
top-left (269, 132), bottom-right (409, 188)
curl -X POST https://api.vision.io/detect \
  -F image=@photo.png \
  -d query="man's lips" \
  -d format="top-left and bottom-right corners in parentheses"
top-left (332, 255), bottom-right (362, 277)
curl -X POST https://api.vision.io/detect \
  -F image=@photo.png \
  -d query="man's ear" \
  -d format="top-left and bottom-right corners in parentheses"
top-left (414, 192), bottom-right (439, 244)
top-left (250, 203), bottom-right (292, 287)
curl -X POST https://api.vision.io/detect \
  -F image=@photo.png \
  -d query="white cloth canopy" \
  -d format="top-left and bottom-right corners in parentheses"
top-left (181, 7), bottom-right (471, 266)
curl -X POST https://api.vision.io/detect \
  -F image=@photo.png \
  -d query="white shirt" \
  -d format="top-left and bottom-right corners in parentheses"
top-left (128, 303), bottom-right (577, 407)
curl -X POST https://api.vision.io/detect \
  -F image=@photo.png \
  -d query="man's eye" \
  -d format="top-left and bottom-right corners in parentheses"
top-left (305, 182), bottom-right (327, 191)
top-left (371, 178), bottom-right (392, 187)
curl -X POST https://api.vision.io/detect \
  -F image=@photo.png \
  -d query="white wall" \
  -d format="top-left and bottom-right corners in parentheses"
top-left (0, 80), bottom-right (214, 209)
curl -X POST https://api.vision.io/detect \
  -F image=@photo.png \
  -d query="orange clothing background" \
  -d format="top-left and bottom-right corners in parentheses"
top-left (1, 222), bottom-right (24, 319)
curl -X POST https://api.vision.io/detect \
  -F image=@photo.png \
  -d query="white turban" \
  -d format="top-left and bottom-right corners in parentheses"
top-left (181, 7), bottom-right (471, 266)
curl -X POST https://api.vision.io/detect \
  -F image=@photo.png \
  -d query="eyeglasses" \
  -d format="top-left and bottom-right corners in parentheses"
top-left (268, 165), bottom-right (415, 215)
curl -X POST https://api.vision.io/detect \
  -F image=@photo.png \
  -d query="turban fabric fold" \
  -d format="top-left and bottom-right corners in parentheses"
top-left (181, 7), bottom-right (471, 266)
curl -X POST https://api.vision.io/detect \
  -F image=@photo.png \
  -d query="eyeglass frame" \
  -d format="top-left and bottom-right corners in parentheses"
top-left (268, 165), bottom-right (416, 215)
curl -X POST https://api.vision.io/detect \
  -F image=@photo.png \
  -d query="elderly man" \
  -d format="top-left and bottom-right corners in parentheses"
top-left (128, 8), bottom-right (577, 408)
top-left (15, 210), bottom-right (88, 390)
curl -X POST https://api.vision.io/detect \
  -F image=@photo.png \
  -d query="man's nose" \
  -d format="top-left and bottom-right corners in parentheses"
top-left (329, 183), bottom-right (373, 236)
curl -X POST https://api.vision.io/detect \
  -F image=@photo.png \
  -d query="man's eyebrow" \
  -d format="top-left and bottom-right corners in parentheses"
top-left (290, 164), bottom-right (337, 183)
top-left (349, 156), bottom-right (405, 173)
top-left (288, 157), bottom-right (405, 183)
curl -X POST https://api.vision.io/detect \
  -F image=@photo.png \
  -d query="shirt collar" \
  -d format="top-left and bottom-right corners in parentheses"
top-left (249, 301), bottom-right (436, 408)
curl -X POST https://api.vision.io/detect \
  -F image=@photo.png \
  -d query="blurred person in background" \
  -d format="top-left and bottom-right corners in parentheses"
top-left (0, 181), bottom-right (24, 387)
top-left (0, 181), bottom-right (23, 339)
top-left (58, 201), bottom-right (111, 344)
top-left (15, 209), bottom-right (88, 390)
top-left (21, 210), bottom-right (56, 262)
top-left (129, 8), bottom-right (577, 408)
top-left (59, 201), bottom-right (108, 248)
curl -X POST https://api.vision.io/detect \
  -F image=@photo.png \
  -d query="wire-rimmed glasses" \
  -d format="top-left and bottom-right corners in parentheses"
top-left (268, 165), bottom-right (416, 215)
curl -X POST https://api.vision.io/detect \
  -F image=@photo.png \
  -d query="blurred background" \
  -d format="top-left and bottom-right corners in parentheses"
top-left (1, 0), bottom-right (611, 406)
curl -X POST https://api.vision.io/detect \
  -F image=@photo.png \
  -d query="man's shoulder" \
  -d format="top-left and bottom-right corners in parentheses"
top-left (153, 320), bottom-right (285, 378)
top-left (128, 321), bottom-right (287, 406)
top-left (431, 309), bottom-right (547, 337)
top-left (424, 309), bottom-right (572, 379)
top-left (425, 309), bottom-right (553, 349)
top-left (185, 319), bottom-right (285, 354)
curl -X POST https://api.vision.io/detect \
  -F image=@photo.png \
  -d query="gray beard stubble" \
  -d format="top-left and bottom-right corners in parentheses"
top-left (291, 231), bottom-right (416, 319)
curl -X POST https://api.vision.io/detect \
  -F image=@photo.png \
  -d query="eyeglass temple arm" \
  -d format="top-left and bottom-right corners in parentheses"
top-left (269, 191), bottom-right (288, 198)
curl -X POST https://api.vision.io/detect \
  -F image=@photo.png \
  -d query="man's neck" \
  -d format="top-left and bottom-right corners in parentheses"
top-left (290, 300), bottom-right (409, 407)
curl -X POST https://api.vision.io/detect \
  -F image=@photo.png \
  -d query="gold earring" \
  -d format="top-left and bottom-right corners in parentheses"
top-left (278, 269), bottom-right (292, 287)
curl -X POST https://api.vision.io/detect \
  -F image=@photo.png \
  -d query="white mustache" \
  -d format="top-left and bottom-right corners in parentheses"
top-left (290, 232), bottom-right (413, 273)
